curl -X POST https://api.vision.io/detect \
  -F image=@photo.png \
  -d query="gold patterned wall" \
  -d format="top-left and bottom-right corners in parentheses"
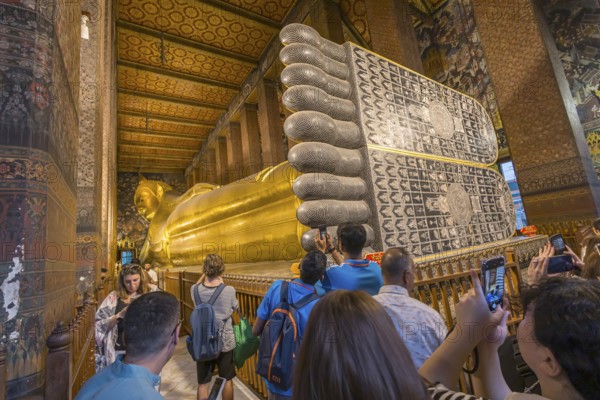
top-left (116, 0), bottom-right (298, 172)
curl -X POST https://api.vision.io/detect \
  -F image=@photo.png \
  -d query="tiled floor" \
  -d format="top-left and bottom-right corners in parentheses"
top-left (161, 337), bottom-right (261, 400)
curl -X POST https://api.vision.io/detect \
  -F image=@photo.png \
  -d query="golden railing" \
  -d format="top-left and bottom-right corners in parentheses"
top-left (158, 235), bottom-right (545, 397)
top-left (160, 270), bottom-right (283, 398)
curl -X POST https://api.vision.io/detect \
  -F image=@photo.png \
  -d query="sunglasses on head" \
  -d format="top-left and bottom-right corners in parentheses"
top-left (122, 264), bottom-right (142, 272)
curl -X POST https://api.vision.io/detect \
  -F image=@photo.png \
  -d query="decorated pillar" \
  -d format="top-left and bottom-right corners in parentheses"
top-left (226, 122), bottom-right (243, 183)
top-left (240, 104), bottom-right (263, 176)
top-left (192, 167), bottom-right (200, 185)
top-left (364, 0), bottom-right (424, 74)
top-left (310, 0), bottom-right (344, 44)
top-left (472, 0), bottom-right (600, 230)
top-left (199, 148), bottom-right (217, 184)
top-left (257, 79), bottom-right (285, 167)
top-left (214, 137), bottom-right (228, 185)
top-left (0, 0), bottom-right (80, 396)
top-left (77, 0), bottom-right (105, 304)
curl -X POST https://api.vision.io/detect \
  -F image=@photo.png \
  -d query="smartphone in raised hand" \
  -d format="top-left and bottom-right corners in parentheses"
top-left (318, 224), bottom-right (327, 240)
top-left (480, 256), bottom-right (505, 312)
top-left (549, 234), bottom-right (566, 255)
top-left (547, 254), bottom-right (574, 274)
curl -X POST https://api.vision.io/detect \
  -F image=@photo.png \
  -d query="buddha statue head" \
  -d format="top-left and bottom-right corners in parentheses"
top-left (134, 177), bottom-right (173, 221)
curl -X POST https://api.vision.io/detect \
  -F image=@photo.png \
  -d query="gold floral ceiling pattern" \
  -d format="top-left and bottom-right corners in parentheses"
top-left (116, 0), bottom-right (301, 172)
top-left (118, 27), bottom-right (254, 85)
top-left (119, 131), bottom-right (203, 148)
top-left (118, 115), bottom-right (213, 136)
top-left (118, 66), bottom-right (238, 105)
top-left (222, 0), bottom-right (297, 22)
top-left (118, 0), bottom-right (276, 58)
top-left (118, 93), bottom-right (222, 123)
top-left (119, 143), bottom-right (197, 157)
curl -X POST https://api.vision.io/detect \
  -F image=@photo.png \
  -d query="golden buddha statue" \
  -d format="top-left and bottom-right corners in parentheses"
top-left (135, 164), bottom-right (306, 266)
top-left (134, 23), bottom-right (516, 269)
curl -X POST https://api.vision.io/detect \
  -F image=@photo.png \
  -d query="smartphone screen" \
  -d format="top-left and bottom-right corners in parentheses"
top-left (547, 254), bottom-right (574, 274)
top-left (208, 377), bottom-right (225, 400)
top-left (481, 256), bottom-right (505, 312)
top-left (318, 224), bottom-right (327, 240)
top-left (550, 234), bottom-right (565, 255)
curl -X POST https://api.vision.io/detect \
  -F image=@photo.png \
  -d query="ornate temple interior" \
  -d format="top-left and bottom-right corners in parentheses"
top-left (1, 0), bottom-right (600, 398)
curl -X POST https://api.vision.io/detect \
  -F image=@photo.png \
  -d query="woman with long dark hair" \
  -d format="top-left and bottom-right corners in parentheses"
top-left (294, 290), bottom-right (430, 400)
top-left (94, 264), bottom-right (150, 371)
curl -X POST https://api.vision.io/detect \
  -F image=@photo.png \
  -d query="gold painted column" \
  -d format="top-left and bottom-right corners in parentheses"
top-left (310, 0), bottom-right (345, 44)
top-left (364, 0), bottom-right (424, 74)
top-left (215, 137), bottom-right (228, 185)
top-left (199, 148), bottom-right (217, 184)
top-left (472, 0), bottom-right (600, 229)
top-left (100, 0), bottom-right (118, 283)
top-left (257, 79), bottom-right (285, 167)
top-left (226, 122), bottom-right (243, 183)
top-left (193, 168), bottom-right (200, 185)
top-left (240, 104), bottom-right (263, 176)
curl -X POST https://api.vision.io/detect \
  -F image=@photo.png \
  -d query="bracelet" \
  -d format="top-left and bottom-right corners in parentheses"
top-left (327, 247), bottom-right (337, 254)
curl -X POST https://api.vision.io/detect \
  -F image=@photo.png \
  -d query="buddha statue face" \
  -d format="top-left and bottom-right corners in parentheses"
top-left (134, 186), bottom-right (161, 221)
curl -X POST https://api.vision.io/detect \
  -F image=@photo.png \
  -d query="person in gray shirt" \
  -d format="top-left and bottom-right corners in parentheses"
top-left (191, 254), bottom-right (238, 400)
top-left (373, 247), bottom-right (447, 369)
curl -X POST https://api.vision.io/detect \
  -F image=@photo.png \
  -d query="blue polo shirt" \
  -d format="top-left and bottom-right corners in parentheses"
top-left (76, 355), bottom-right (162, 399)
top-left (321, 259), bottom-right (383, 295)
top-left (256, 279), bottom-right (320, 397)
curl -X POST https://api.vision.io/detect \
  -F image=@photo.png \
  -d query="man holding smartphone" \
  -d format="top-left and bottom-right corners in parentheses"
top-left (314, 223), bottom-right (383, 295)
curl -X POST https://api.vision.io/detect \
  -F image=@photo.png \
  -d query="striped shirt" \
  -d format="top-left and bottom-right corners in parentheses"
top-left (374, 285), bottom-right (447, 369)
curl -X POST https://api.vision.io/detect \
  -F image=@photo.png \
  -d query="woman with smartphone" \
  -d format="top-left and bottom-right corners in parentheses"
top-left (94, 264), bottom-right (150, 371)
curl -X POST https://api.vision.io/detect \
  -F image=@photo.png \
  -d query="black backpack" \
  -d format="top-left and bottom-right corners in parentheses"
top-left (186, 283), bottom-right (225, 362)
top-left (256, 281), bottom-right (319, 390)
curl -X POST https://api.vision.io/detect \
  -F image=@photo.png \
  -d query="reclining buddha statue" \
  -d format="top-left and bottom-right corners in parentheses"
top-left (136, 23), bottom-right (515, 268)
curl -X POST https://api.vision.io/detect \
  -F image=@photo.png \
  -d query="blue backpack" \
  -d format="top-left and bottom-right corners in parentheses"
top-left (186, 283), bottom-right (225, 362)
top-left (256, 281), bottom-right (319, 390)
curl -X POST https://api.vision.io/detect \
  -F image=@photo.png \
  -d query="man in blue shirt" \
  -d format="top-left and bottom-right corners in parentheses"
top-left (76, 292), bottom-right (181, 399)
top-left (315, 222), bottom-right (383, 295)
top-left (252, 250), bottom-right (327, 400)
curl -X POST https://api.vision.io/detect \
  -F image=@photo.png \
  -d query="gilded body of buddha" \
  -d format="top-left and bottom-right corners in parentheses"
top-left (135, 163), bottom-right (306, 266)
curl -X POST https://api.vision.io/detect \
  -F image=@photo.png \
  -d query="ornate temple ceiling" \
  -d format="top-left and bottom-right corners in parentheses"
top-left (116, 0), bottom-right (297, 173)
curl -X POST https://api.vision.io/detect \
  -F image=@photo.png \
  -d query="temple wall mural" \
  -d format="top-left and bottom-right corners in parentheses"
top-left (0, 0), bottom-right (80, 395)
top-left (410, 0), bottom-right (509, 157)
top-left (541, 1), bottom-right (600, 176)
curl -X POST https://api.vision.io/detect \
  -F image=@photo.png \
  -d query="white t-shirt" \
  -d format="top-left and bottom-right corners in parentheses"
top-left (147, 269), bottom-right (158, 291)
